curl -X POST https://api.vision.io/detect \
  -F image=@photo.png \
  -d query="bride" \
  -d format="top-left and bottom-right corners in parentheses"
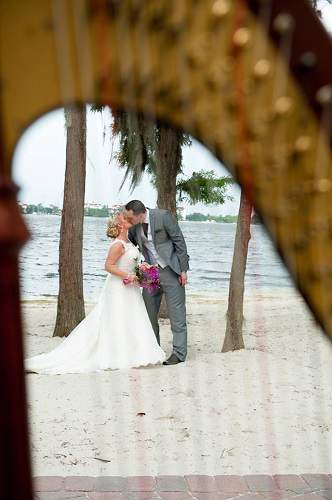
top-left (25, 212), bottom-right (166, 374)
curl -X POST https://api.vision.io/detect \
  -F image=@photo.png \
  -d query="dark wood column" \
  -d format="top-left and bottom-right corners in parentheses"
top-left (0, 177), bottom-right (33, 499)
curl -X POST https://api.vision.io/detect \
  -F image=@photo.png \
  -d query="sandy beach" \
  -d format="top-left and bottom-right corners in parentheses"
top-left (23, 289), bottom-right (332, 477)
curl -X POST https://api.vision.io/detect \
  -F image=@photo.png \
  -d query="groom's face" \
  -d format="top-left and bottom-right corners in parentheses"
top-left (124, 209), bottom-right (146, 226)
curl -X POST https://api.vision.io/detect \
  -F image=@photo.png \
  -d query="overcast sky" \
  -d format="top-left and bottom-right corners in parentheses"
top-left (12, 2), bottom-right (332, 216)
top-left (13, 108), bottom-right (241, 215)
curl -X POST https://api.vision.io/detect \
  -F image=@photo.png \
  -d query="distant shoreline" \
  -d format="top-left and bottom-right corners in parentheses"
top-left (23, 213), bottom-right (239, 223)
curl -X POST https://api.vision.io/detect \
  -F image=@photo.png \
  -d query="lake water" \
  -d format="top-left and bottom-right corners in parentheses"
top-left (20, 215), bottom-right (292, 300)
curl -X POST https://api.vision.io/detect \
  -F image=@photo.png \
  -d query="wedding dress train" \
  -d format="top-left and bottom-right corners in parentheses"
top-left (25, 239), bottom-right (166, 374)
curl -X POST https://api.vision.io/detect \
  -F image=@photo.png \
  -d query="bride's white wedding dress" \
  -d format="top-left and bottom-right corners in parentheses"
top-left (25, 239), bottom-right (166, 374)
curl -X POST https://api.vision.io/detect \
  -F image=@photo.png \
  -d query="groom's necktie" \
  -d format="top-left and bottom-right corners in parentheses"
top-left (142, 222), bottom-right (149, 238)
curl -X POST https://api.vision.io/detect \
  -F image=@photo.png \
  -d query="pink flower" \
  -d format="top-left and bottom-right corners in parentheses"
top-left (134, 263), bottom-right (160, 294)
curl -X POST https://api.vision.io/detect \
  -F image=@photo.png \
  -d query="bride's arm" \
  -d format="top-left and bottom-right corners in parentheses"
top-left (104, 242), bottom-right (136, 282)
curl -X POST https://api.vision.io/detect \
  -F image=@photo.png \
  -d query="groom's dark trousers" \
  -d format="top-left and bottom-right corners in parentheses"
top-left (143, 266), bottom-right (187, 362)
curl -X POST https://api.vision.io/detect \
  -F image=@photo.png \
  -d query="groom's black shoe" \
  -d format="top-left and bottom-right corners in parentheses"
top-left (163, 353), bottom-right (183, 365)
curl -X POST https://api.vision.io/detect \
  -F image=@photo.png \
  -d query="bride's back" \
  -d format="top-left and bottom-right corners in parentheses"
top-left (109, 239), bottom-right (140, 275)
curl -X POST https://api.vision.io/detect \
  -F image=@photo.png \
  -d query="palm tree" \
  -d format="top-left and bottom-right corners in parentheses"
top-left (112, 111), bottom-right (232, 214)
top-left (53, 104), bottom-right (86, 338)
top-left (222, 0), bottom-right (332, 352)
top-left (112, 110), bottom-right (232, 317)
top-left (222, 192), bottom-right (251, 352)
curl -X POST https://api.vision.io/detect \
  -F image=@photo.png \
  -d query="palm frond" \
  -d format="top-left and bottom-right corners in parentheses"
top-left (90, 104), bottom-right (105, 113)
top-left (177, 170), bottom-right (234, 205)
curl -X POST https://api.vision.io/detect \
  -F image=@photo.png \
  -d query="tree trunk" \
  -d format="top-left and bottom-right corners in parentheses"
top-left (222, 191), bottom-right (252, 352)
top-left (155, 123), bottom-right (180, 216)
top-left (155, 123), bottom-right (181, 318)
top-left (53, 105), bottom-right (86, 337)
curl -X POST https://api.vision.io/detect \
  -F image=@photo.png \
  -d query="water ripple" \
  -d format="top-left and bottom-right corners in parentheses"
top-left (20, 215), bottom-right (292, 299)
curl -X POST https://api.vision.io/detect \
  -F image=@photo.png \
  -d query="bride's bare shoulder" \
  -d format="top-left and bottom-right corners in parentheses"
top-left (108, 239), bottom-right (126, 253)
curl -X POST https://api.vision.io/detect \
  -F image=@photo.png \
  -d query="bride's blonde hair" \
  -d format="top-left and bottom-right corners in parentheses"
top-left (106, 215), bottom-right (121, 238)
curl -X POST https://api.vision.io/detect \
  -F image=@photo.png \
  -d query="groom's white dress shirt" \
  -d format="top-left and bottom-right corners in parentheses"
top-left (141, 209), bottom-right (167, 268)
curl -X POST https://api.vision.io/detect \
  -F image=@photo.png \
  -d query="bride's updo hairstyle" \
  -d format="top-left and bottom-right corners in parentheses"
top-left (106, 215), bottom-right (121, 239)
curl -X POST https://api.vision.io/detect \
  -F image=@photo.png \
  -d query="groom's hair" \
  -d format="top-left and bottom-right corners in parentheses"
top-left (125, 200), bottom-right (146, 214)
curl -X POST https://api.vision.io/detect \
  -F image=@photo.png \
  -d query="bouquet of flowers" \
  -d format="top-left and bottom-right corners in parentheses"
top-left (123, 258), bottom-right (160, 293)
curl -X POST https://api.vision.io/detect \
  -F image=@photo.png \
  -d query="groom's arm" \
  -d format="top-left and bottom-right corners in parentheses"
top-left (163, 211), bottom-right (189, 272)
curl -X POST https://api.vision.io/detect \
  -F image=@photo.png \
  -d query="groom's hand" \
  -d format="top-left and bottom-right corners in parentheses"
top-left (178, 272), bottom-right (188, 287)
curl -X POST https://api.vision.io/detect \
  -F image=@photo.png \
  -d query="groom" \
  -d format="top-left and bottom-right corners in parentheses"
top-left (124, 200), bottom-right (189, 365)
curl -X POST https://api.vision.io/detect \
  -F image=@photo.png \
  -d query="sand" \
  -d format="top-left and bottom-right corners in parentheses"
top-left (22, 288), bottom-right (332, 477)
